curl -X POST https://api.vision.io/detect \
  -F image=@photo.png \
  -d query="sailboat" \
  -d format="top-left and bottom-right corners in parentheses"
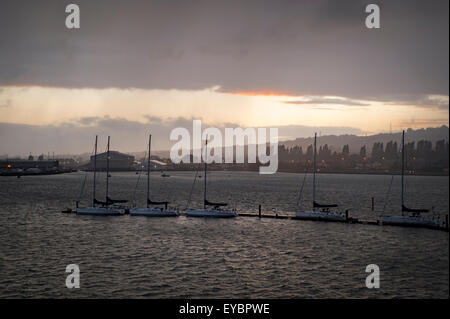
top-left (130, 135), bottom-right (178, 217)
top-left (161, 171), bottom-right (170, 178)
top-left (295, 133), bottom-right (347, 222)
top-left (186, 136), bottom-right (237, 218)
top-left (380, 130), bottom-right (440, 228)
top-left (76, 136), bottom-right (126, 216)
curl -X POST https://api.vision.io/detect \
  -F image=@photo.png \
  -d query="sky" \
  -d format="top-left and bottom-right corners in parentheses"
top-left (0, 0), bottom-right (448, 155)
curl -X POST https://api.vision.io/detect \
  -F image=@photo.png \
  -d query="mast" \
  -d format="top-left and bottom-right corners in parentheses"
top-left (106, 135), bottom-right (110, 205)
top-left (312, 132), bottom-right (317, 210)
top-left (204, 135), bottom-right (208, 209)
top-left (93, 135), bottom-right (98, 206)
top-left (147, 134), bottom-right (151, 208)
top-left (401, 130), bottom-right (405, 216)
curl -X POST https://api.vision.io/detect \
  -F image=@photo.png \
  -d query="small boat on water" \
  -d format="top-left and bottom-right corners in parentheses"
top-left (76, 206), bottom-right (125, 216)
top-left (130, 134), bottom-right (178, 217)
top-left (186, 136), bottom-right (237, 218)
top-left (380, 131), bottom-right (440, 229)
top-left (76, 135), bottom-right (126, 216)
top-left (380, 215), bottom-right (440, 228)
top-left (295, 133), bottom-right (347, 222)
top-left (186, 207), bottom-right (237, 218)
top-left (295, 209), bottom-right (347, 222)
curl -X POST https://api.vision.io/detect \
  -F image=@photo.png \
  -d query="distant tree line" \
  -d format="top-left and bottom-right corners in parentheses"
top-left (277, 139), bottom-right (449, 174)
top-left (279, 139), bottom-right (448, 161)
top-left (163, 139), bottom-right (449, 175)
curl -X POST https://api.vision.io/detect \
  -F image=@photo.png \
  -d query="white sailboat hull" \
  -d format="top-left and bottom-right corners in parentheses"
top-left (76, 207), bottom-right (125, 216)
top-left (130, 207), bottom-right (179, 217)
top-left (379, 131), bottom-right (441, 229)
top-left (295, 210), bottom-right (347, 222)
top-left (380, 215), bottom-right (440, 228)
top-left (186, 209), bottom-right (237, 218)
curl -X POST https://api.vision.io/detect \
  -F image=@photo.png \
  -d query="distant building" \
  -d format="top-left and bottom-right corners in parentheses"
top-left (58, 158), bottom-right (77, 169)
top-left (137, 159), bottom-right (167, 170)
top-left (89, 151), bottom-right (135, 171)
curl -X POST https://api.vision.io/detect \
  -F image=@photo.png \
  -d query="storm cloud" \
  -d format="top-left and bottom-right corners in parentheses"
top-left (0, 0), bottom-right (448, 101)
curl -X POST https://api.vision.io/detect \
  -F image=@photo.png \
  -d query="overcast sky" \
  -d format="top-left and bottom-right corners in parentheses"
top-left (0, 0), bottom-right (448, 155)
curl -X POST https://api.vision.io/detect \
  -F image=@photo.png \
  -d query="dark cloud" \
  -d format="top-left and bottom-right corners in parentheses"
top-left (385, 95), bottom-right (449, 110)
top-left (0, 116), bottom-right (364, 156)
top-left (0, 0), bottom-right (448, 100)
top-left (284, 97), bottom-right (369, 107)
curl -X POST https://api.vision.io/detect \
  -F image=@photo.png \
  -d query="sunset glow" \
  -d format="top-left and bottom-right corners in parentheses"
top-left (1, 85), bottom-right (448, 136)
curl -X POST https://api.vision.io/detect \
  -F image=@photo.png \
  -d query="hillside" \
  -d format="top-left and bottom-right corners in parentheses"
top-left (280, 126), bottom-right (449, 154)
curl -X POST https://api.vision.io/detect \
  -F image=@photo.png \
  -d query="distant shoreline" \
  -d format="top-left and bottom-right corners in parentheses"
top-left (2, 169), bottom-right (447, 178)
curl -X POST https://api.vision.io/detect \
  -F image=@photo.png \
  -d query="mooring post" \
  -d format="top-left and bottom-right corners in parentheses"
top-left (258, 204), bottom-right (261, 218)
top-left (371, 195), bottom-right (374, 211)
top-left (345, 210), bottom-right (349, 222)
top-left (446, 215), bottom-right (449, 229)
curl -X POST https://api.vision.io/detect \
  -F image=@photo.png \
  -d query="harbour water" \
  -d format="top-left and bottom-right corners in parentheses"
top-left (0, 171), bottom-right (448, 298)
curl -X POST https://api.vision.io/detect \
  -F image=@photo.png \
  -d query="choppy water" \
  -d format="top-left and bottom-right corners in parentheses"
top-left (0, 171), bottom-right (448, 298)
